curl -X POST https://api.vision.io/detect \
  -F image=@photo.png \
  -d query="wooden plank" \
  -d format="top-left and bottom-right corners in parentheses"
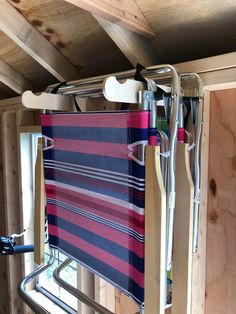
top-left (205, 81), bottom-right (236, 92)
top-left (77, 265), bottom-right (94, 314)
top-left (0, 96), bottom-right (23, 110)
top-left (94, 277), bottom-right (115, 312)
top-left (0, 113), bottom-right (11, 314)
top-left (34, 138), bottom-right (45, 265)
top-left (0, 0), bottom-right (81, 81)
top-left (22, 91), bottom-right (75, 111)
top-left (115, 291), bottom-right (139, 314)
top-left (205, 88), bottom-right (236, 314)
top-left (2, 111), bottom-right (24, 314)
top-left (172, 144), bottom-right (194, 314)
top-left (94, 16), bottom-right (157, 66)
top-left (144, 146), bottom-right (166, 314)
top-left (20, 125), bottom-right (42, 134)
top-left (191, 90), bottom-right (210, 314)
top-left (0, 58), bottom-right (36, 94)
top-left (175, 52), bottom-right (236, 74)
top-left (103, 76), bottom-right (145, 103)
top-left (64, 0), bottom-right (155, 38)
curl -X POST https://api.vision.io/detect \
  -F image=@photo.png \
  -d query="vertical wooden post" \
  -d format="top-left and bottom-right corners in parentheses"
top-left (191, 90), bottom-right (210, 314)
top-left (0, 113), bottom-right (11, 314)
top-left (205, 88), bottom-right (236, 313)
top-left (95, 276), bottom-right (115, 313)
top-left (34, 137), bottom-right (45, 265)
top-left (1, 111), bottom-right (24, 314)
top-left (172, 144), bottom-right (194, 314)
top-left (144, 146), bottom-right (166, 314)
top-left (77, 265), bottom-right (95, 314)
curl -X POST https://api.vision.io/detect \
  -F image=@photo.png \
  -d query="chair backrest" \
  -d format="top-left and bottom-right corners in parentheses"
top-left (41, 110), bottom-right (149, 309)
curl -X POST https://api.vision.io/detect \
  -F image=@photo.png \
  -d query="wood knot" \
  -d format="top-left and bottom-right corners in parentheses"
top-left (232, 156), bottom-right (236, 171)
top-left (56, 41), bottom-right (66, 49)
top-left (209, 178), bottom-right (217, 197)
top-left (31, 19), bottom-right (43, 27)
top-left (209, 210), bottom-right (218, 223)
top-left (46, 28), bottom-right (54, 34)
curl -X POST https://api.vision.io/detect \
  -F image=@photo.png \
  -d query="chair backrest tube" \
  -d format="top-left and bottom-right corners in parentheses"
top-left (53, 258), bottom-right (114, 314)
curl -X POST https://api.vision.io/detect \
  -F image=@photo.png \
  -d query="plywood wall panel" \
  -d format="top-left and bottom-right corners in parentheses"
top-left (205, 88), bottom-right (236, 314)
top-left (135, 0), bottom-right (236, 63)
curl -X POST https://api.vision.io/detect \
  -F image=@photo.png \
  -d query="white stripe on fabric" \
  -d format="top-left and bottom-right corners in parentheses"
top-left (45, 180), bottom-right (145, 216)
top-left (44, 165), bottom-right (145, 191)
top-left (44, 161), bottom-right (145, 187)
top-left (47, 198), bottom-right (144, 242)
top-left (44, 159), bottom-right (145, 182)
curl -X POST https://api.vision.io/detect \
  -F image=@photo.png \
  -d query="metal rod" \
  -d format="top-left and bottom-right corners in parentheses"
top-left (53, 258), bottom-right (114, 314)
top-left (181, 73), bottom-right (204, 253)
top-left (18, 252), bottom-right (55, 314)
top-left (191, 75), bottom-right (204, 253)
top-left (164, 66), bottom-right (180, 272)
top-left (46, 65), bottom-right (181, 98)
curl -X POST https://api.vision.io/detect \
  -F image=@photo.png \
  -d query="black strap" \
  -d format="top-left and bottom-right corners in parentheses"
top-left (50, 81), bottom-right (81, 112)
top-left (134, 63), bottom-right (147, 84)
top-left (50, 81), bottom-right (67, 94)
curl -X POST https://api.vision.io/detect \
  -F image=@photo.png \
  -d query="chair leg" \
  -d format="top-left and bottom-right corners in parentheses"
top-left (53, 257), bottom-right (114, 314)
top-left (18, 251), bottom-right (55, 314)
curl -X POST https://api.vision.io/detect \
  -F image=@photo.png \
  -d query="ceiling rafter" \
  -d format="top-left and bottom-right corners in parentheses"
top-left (64, 0), bottom-right (155, 38)
top-left (94, 16), bottom-right (157, 67)
top-left (0, 0), bottom-right (82, 82)
top-left (0, 58), bottom-right (37, 94)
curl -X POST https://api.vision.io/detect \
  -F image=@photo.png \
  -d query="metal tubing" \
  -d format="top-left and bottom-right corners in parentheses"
top-left (46, 65), bottom-right (176, 97)
top-left (53, 258), bottom-right (114, 314)
top-left (191, 76), bottom-right (204, 253)
top-left (181, 73), bottom-right (204, 253)
top-left (162, 66), bottom-right (180, 272)
top-left (158, 130), bottom-right (169, 191)
top-left (18, 253), bottom-right (55, 314)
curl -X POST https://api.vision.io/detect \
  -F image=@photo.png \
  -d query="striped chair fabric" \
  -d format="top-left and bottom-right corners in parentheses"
top-left (41, 111), bottom-right (149, 308)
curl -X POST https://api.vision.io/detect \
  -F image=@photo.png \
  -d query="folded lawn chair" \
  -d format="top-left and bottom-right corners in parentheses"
top-left (41, 110), bottom-right (149, 309)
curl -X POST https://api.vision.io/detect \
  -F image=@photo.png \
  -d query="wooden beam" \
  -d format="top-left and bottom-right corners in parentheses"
top-left (94, 16), bottom-right (157, 67)
top-left (0, 96), bottom-right (23, 111)
top-left (2, 111), bottom-right (24, 314)
top-left (205, 89), bottom-right (236, 314)
top-left (0, 0), bottom-right (81, 81)
top-left (0, 113), bottom-right (11, 314)
top-left (174, 52), bottom-right (236, 87)
top-left (172, 144), bottom-right (194, 314)
top-left (191, 90), bottom-right (210, 314)
top-left (0, 58), bottom-right (36, 94)
top-left (34, 138), bottom-right (45, 265)
top-left (64, 0), bottom-right (155, 38)
top-left (175, 51), bottom-right (236, 74)
top-left (145, 146), bottom-right (166, 314)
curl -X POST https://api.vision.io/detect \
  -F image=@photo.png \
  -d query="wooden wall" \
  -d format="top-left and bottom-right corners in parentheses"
top-left (205, 88), bottom-right (236, 314)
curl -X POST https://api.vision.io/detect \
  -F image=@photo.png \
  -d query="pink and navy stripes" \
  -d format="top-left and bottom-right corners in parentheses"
top-left (41, 111), bottom-right (149, 308)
